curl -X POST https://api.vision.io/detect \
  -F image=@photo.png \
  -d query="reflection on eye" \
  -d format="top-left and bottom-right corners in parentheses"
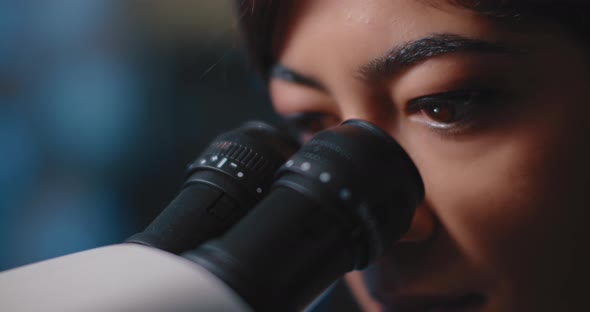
top-left (407, 89), bottom-right (499, 131)
top-left (424, 104), bottom-right (455, 123)
top-left (282, 112), bottom-right (340, 142)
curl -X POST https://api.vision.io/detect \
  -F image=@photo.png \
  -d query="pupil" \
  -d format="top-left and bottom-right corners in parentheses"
top-left (426, 105), bottom-right (454, 123)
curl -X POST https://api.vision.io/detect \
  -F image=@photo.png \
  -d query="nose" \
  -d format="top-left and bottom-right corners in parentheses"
top-left (397, 204), bottom-right (437, 243)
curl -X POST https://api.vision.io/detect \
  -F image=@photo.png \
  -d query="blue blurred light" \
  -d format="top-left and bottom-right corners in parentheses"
top-left (30, 0), bottom-right (114, 47)
top-left (0, 181), bottom-right (130, 270)
top-left (0, 109), bottom-right (40, 203)
top-left (37, 56), bottom-right (142, 171)
top-left (0, 0), bottom-right (140, 270)
top-left (0, 1), bottom-right (22, 68)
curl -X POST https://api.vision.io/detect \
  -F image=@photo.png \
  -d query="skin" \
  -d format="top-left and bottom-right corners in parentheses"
top-left (268, 1), bottom-right (590, 311)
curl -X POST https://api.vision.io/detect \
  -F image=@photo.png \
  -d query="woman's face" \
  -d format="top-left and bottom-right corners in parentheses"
top-left (269, 0), bottom-right (590, 311)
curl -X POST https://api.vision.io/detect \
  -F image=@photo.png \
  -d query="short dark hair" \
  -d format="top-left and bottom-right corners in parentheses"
top-left (235, 0), bottom-right (590, 79)
top-left (235, 0), bottom-right (288, 80)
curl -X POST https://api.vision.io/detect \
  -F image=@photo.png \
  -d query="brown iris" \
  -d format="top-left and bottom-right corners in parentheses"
top-left (407, 89), bottom-right (497, 126)
top-left (424, 104), bottom-right (455, 123)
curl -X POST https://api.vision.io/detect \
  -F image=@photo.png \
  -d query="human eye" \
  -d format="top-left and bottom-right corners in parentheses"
top-left (282, 112), bottom-right (340, 143)
top-left (406, 89), bottom-right (501, 135)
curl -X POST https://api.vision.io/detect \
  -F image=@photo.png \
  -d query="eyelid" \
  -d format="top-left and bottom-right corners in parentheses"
top-left (406, 89), bottom-right (497, 111)
top-left (405, 88), bottom-right (503, 136)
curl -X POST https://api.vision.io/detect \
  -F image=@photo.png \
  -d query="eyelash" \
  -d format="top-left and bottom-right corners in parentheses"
top-left (406, 89), bottom-right (501, 135)
top-left (280, 89), bottom-right (502, 140)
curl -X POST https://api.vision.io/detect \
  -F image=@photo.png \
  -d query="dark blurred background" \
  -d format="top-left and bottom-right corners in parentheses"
top-left (0, 0), bottom-right (279, 270)
top-left (0, 2), bottom-right (365, 310)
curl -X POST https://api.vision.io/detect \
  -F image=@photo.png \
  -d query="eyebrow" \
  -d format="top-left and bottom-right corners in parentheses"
top-left (270, 33), bottom-right (516, 89)
top-left (358, 33), bottom-right (516, 82)
top-left (270, 63), bottom-right (325, 90)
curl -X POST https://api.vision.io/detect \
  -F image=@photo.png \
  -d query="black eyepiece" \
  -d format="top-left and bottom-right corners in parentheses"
top-left (126, 121), bottom-right (300, 254)
top-left (185, 119), bottom-right (424, 311)
top-left (274, 119), bottom-right (423, 266)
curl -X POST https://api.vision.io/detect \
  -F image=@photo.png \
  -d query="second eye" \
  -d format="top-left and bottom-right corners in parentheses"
top-left (407, 89), bottom-right (499, 126)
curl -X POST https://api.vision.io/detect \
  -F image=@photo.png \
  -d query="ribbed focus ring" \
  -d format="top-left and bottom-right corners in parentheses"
top-left (207, 141), bottom-right (270, 172)
top-left (185, 121), bottom-right (300, 199)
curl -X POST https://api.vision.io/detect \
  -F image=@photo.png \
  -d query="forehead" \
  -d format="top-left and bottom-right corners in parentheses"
top-left (273, 0), bottom-right (501, 78)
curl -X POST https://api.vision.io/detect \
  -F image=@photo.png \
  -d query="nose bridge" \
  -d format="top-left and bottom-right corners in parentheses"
top-left (338, 103), bottom-right (373, 122)
top-left (335, 92), bottom-right (397, 132)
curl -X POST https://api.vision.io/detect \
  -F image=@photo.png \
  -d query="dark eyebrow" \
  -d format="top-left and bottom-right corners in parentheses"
top-left (270, 63), bottom-right (325, 90)
top-left (358, 33), bottom-right (517, 82)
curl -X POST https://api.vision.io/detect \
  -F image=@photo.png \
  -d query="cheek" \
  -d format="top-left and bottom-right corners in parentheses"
top-left (403, 95), bottom-right (590, 285)
top-left (417, 137), bottom-right (549, 267)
